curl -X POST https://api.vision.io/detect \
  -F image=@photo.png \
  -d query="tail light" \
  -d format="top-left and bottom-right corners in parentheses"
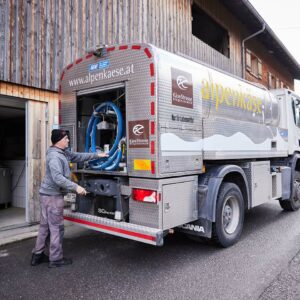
top-left (132, 188), bottom-right (157, 203)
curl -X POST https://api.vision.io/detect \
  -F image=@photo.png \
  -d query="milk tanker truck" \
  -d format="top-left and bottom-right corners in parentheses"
top-left (59, 43), bottom-right (300, 247)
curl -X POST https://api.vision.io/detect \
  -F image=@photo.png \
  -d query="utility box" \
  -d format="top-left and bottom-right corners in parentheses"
top-left (129, 176), bottom-right (198, 230)
top-left (243, 161), bottom-right (272, 207)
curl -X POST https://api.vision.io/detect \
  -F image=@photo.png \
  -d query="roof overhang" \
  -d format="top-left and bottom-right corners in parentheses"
top-left (222, 0), bottom-right (300, 79)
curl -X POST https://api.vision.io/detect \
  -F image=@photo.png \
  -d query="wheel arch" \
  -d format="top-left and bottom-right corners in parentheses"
top-left (279, 153), bottom-right (300, 211)
top-left (223, 172), bottom-right (249, 210)
top-left (199, 164), bottom-right (249, 223)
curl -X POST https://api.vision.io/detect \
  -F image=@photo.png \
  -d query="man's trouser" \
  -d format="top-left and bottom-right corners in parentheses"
top-left (33, 194), bottom-right (64, 262)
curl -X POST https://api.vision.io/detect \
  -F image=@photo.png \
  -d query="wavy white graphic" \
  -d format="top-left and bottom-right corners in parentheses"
top-left (161, 133), bottom-right (202, 152)
top-left (160, 130), bottom-right (288, 155)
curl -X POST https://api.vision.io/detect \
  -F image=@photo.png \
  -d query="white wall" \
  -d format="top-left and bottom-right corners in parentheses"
top-left (1, 160), bottom-right (26, 208)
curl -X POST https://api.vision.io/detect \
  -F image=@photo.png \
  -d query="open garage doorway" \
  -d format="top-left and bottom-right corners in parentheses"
top-left (0, 96), bottom-right (26, 229)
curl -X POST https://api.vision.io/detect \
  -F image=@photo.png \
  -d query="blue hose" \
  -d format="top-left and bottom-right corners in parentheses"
top-left (85, 101), bottom-right (124, 170)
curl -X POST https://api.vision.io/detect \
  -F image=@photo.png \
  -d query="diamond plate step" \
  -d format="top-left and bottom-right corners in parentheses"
top-left (64, 210), bottom-right (164, 246)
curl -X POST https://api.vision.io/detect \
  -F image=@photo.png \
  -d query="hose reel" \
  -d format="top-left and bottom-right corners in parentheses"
top-left (85, 101), bottom-right (125, 171)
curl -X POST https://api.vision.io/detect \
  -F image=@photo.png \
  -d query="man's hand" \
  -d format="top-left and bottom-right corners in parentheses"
top-left (76, 185), bottom-right (87, 195)
top-left (98, 152), bottom-right (109, 158)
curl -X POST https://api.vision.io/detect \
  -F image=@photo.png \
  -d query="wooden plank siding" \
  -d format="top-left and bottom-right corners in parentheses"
top-left (245, 38), bottom-right (294, 89)
top-left (2, 0), bottom-right (296, 91)
top-left (0, 81), bottom-right (58, 104)
top-left (0, 0), bottom-right (251, 92)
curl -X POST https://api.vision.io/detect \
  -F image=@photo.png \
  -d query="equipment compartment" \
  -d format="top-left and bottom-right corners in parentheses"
top-left (76, 84), bottom-right (127, 174)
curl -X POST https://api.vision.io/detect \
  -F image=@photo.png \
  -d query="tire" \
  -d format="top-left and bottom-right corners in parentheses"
top-left (279, 198), bottom-right (300, 211)
top-left (279, 181), bottom-right (300, 211)
top-left (212, 182), bottom-right (244, 248)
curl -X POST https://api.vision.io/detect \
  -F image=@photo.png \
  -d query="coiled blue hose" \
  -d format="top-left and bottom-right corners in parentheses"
top-left (85, 101), bottom-right (123, 170)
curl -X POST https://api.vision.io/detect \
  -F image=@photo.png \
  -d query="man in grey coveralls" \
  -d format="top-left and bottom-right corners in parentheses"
top-left (31, 129), bottom-right (107, 268)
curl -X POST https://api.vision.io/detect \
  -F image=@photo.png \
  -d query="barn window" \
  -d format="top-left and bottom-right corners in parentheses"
top-left (268, 72), bottom-right (276, 89)
top-left (246, 49), bottom-right (262, 79)
top-left (192, 4), bottom-right (230, 58)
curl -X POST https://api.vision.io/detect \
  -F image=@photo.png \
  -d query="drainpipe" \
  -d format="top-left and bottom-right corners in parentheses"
top-left (242, 23), bottom-right (266, 79)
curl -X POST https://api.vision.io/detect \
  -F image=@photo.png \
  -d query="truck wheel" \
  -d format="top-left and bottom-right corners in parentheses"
top-left (279, 180), bottom-right (300, 211)
top-left (212, 182), bottom-right (244, 248)
top-left (279, 197), bottom-right (300, 211)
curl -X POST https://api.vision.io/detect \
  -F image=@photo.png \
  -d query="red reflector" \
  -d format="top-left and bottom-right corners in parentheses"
top-left (150, 82), bottom-right (155, 96)
top-left (144, 48), bottom-right (152, 58)
top-left (132, 45), bottom-right (141, 50)
top-left (150, 121), bottom-right (155, 135)
top-left (151, 141), bottom-right (155, 155)
top-left (76, 58), bottom-right (83, 64)
top-left (151, 101), bottom-right (155, 115)
top-left (60, 71), bottom-right (65, 81)
top-left (151, 161), bottom-right (155, 174)
top-left (132, 189), bottom-right (157, 203)
top-left (150, 63), bottom-right (154, 76)
top-left (86, 53), bottom-right (93, 59)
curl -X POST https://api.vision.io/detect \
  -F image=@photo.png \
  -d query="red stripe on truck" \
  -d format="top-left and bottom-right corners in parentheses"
top-left (151, 141), bottom-right (155, 155)
top-left (150, 63), bottom-right (154, 76)
top-left (132, 45), bottom-right (141, 50)
top-left (119, 45), bottom-right (128, 50)
top-left (150, 82), bottom-right (155, 96)
top-left (60, 71), bottom-right (65, 81)
top-left (151, 102), bottom-right (155, 115)
top-left (150, 121), bottom-right (155, 135)
top-left (151, 161), bottom-right (155, 174)
top-left (86, 53), bottom-right (93, 59)
top-left (144, 48), bottom-right (152, 58)
top-left (64, 216), bottom-right (156, 242)
top-left (76, 58), bottom-right (83, 64)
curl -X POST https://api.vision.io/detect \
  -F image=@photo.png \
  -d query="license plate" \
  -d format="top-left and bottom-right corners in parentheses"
top-left (64, 193), bottom-right (76, 202)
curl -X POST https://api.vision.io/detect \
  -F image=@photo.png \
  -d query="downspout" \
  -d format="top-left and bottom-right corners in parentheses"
top-left (242, 23), bottom-right (266, 78)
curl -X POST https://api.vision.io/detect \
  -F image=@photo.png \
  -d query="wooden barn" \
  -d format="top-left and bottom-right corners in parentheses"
top-left (0, 0), bottom-right (300, 230)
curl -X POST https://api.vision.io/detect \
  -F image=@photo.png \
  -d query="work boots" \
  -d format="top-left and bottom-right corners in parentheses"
top-left (48, 257), bottom-right (73, 268)
top-left (31, 252), bottom-right (49, 266)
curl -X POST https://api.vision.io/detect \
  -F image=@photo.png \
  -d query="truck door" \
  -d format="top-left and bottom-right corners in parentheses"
top-left (291, 95), bottom-right (300, 150)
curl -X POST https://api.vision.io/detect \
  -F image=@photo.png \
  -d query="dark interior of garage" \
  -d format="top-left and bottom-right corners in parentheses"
top-left (0, 104), bottom-right (26, 229)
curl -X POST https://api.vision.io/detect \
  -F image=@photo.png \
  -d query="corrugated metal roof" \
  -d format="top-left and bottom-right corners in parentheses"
top-left (222, 0), bottom-right (300, 79)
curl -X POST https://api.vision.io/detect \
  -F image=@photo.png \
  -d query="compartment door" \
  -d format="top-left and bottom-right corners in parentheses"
top-left (162, 180), bottom-right (197, 229)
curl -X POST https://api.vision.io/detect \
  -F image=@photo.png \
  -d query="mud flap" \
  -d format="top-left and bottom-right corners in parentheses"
top-left (176, 218), bottom-right (212, 238)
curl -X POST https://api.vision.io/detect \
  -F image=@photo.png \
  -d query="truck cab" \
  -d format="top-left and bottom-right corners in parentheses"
top-left (273, 89), bottom-right (300, 155)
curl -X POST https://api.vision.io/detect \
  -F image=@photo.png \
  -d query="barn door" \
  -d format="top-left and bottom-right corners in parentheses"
top-left (26, 100), bottom-right (48, 223)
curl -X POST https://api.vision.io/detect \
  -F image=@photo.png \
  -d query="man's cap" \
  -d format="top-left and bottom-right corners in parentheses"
top-left (51, 129), bottom-right (68, 145)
